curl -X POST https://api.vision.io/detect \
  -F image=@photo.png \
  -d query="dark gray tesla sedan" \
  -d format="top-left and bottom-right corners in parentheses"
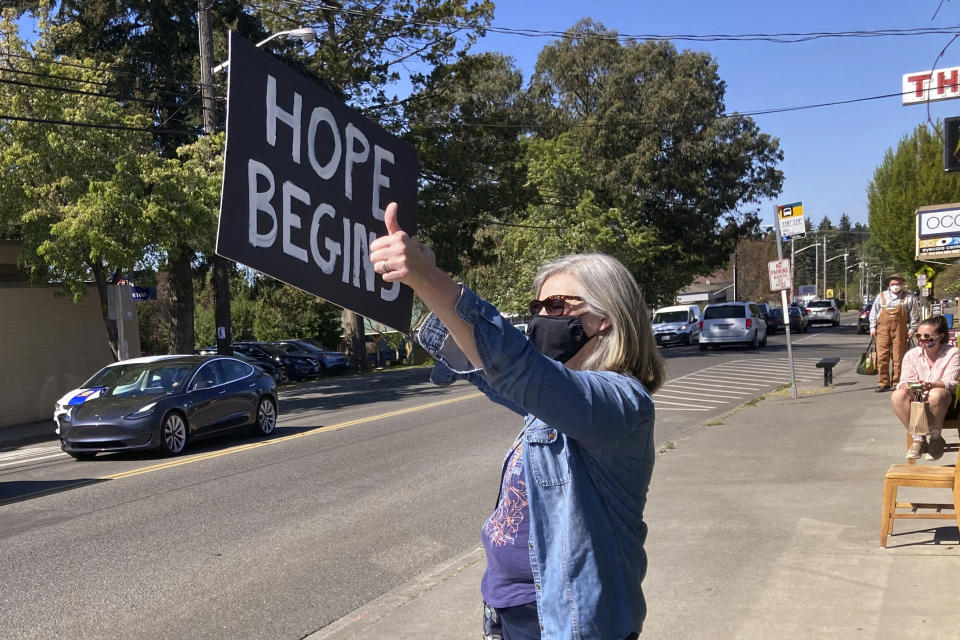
top-left (56, 355), bottom-right (278, 460)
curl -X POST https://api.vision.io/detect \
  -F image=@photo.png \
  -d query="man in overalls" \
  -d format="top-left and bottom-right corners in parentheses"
top-left (869, 274), bottom-right (920, 392)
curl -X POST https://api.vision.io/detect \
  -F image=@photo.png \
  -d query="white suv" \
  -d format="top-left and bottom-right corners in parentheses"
top-left (804, 299), bottom-right (841, 327)
top-left (698, 302), bottom-right (767, 351)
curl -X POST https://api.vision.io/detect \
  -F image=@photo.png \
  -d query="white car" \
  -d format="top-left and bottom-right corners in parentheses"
top-left (53, 355), bottom-right (180, 434)
top-left (698, 302), bottom-right (767, 350)
top-left (805, 299), bottom-right (841, 326)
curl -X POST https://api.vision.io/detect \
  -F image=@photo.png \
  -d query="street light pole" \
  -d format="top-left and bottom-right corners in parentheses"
top-left (198, 1), bottom-right (233, 356)
top-left (822, 235), bottom-right (827, 298)
top-left (199, 18), bottom-right (318, 356)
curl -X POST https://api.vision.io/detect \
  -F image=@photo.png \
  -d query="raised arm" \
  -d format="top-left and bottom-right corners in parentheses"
top-left (368, 203), bottom-right (482, 369)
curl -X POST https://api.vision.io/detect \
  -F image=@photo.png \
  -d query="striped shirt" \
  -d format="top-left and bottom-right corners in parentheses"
top-left (899, 344), bottom-right (960, 393)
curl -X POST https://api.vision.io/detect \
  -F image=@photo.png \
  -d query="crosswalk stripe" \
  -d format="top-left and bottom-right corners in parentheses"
top-left (654, 393), bottom-right (729, 404)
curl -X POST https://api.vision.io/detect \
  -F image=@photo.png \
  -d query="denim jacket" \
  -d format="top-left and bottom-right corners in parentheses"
top-left (417, 286), bottom-right (655, 639)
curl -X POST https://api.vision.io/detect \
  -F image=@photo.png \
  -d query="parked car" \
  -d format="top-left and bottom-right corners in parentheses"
top-left (366, 336), bottom-right (400, 367)
top-left (858, 303), bottom-right (872, 334)
top-left (698, 302), bottom-right (767, 350)
top-left (274, 340), bottom-right (350, 375)
top-left (54, 355), bottom-right (278, 459)
top-left (766, 306), bottom-right (808, 334)
top-left (195, 347), bottom-right (279, 381)
top-left (651, 304), bottom-right (701, 346)
top-left (232, 342), bottom-right (320, 383)
top-left (805, 299), bottom-right (841, 326)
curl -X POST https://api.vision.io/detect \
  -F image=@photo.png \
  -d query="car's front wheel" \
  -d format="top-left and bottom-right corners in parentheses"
top-left (158, 412), bottom-right (188, 456)
top-left (253, 397), bottom-right (277, 436)
top-left (698, 342), bottom-right (707, 352)
top-left (749, 331), bottom-right (759, 348)
top-left (277, 366), bottom-right (290, 385)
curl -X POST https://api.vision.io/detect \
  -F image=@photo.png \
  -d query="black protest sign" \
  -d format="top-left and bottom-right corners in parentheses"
top-left (217, 31), bottom-right (417, 332)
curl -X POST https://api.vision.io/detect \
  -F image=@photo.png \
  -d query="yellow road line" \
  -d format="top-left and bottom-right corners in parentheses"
top-left (102, 392), bottom-right (484, 481)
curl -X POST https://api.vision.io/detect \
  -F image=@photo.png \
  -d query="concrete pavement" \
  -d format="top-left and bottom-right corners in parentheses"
top-left (307, 358), bottom-right (960, 639)
top-left (5, 357), bottom-right (959, 639)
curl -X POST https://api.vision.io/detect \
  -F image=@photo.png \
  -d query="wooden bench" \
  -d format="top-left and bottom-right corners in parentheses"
top-left (816, 357), bottom-right (840, 386)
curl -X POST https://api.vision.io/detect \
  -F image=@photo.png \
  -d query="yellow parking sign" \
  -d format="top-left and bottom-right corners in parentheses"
top-left (826, 288), bottom-right (834, 298)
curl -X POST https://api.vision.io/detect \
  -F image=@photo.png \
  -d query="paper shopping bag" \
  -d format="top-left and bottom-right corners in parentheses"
top-left (909, 399), bottom-right (933, 436)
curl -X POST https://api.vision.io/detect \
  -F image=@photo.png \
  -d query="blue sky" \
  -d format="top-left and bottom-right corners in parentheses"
top-left (16, 3), bottom-right (960, 230)
top-left (469, 0), bottom-right (960, 229)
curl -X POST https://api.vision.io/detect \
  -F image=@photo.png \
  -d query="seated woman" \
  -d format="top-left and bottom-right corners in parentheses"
top-left (890, 315), bottom-right (960, 460)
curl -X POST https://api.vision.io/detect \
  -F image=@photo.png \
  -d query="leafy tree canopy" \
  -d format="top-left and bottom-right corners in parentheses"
top-left (868, 122), bottom-right (960, 277)
top-left (475, 19), bottom-right (784, 308)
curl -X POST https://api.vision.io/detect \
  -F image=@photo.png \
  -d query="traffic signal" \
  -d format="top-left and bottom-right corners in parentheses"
top-left (945, 116), bottom-right (960, 172)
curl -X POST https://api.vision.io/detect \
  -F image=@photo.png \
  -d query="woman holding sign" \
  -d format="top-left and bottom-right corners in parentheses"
top-left (370, 203), bottom-right (664, 640)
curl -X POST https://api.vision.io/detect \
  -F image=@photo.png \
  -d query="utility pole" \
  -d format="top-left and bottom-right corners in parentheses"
top-left (198, 0), bottom-right (232, 355)
top-left (822, 234), bottom-right (827, 298)
top-left (843, 252), bottom-right (849, 307)
top-left (814, 239), bottom-right (819, 298)
top-left (732, 251), bottom-right (738, 301)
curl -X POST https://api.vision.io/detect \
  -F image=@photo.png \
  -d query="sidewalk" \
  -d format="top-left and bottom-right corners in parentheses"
top-left (307, 360), bottom-right (960, 640)
top-left (0, 419), bottom-right (57, 450)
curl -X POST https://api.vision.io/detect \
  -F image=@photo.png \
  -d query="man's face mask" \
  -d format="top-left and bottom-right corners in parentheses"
top-left (890, 283), bottom-right (902, 293)
top-left (526, 314), bottom-right (593, 363)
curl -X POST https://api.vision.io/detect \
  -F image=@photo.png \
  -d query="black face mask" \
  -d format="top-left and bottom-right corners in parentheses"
top-left (526, 314), bottom-right (594, 363)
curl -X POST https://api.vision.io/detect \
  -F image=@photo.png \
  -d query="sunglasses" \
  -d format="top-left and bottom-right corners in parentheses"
top-left (529, 295), bottom-right (584, 316)
top-left (917, 333), bottom-right (941, 341)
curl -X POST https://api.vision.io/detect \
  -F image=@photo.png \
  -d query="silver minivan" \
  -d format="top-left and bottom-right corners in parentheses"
top-left (698, 302), bottom-right (767, 350)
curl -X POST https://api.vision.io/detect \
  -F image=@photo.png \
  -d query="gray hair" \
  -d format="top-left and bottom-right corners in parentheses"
top-left (533, 253), bottom-right (666, 393)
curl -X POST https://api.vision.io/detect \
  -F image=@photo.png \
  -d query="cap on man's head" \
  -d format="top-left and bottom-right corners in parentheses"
top-left (885, 273), bottom-right (905, 286)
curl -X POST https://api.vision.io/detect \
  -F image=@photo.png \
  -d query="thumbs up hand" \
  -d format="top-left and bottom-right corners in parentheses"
top-left (369, 202), bottom-right (435, 284)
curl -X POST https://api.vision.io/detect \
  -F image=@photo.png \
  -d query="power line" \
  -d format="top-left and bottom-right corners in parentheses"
top-left (392, 86), bottom-right (928, 131)
top-left (0, 75), bottom-right (218, 115)
top-left (0, 61), bottom-right (211, 101)
top-left (0, 50), bottom-right (203, 94)
top-left (0, 112), bottom-right (197, 135)
top-left (0, 82), bottom-right (930, 135)
top-left (265, 2), bottom-right (960, 44)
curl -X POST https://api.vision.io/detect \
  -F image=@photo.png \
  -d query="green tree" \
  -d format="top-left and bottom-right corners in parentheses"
top-left (0, 13), bottom-right (154, 357)
top-left (402, 52), bottom-right (533, 274)
top-left (868, 122), bottom-right (960, 274)
top-left (251, 280), bottom-right (343, 346)
top-left (480, 20), bottom-right (783, 307)
top-left (472, 133), bottom-right (664, 312)
top-left (14, 1), bottom-right (495, 362)
top-left (732, 234), bottom-right (780, 304)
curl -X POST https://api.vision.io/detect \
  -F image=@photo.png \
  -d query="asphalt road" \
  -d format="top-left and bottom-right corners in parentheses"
top-left (0, 314), bottom-right (867, 639)
top-left (654, 312), bottom-right (867, 444)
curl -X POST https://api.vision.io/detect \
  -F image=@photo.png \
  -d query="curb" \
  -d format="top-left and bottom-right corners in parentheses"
top-left (305, 547), bottom-right (485, 639)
